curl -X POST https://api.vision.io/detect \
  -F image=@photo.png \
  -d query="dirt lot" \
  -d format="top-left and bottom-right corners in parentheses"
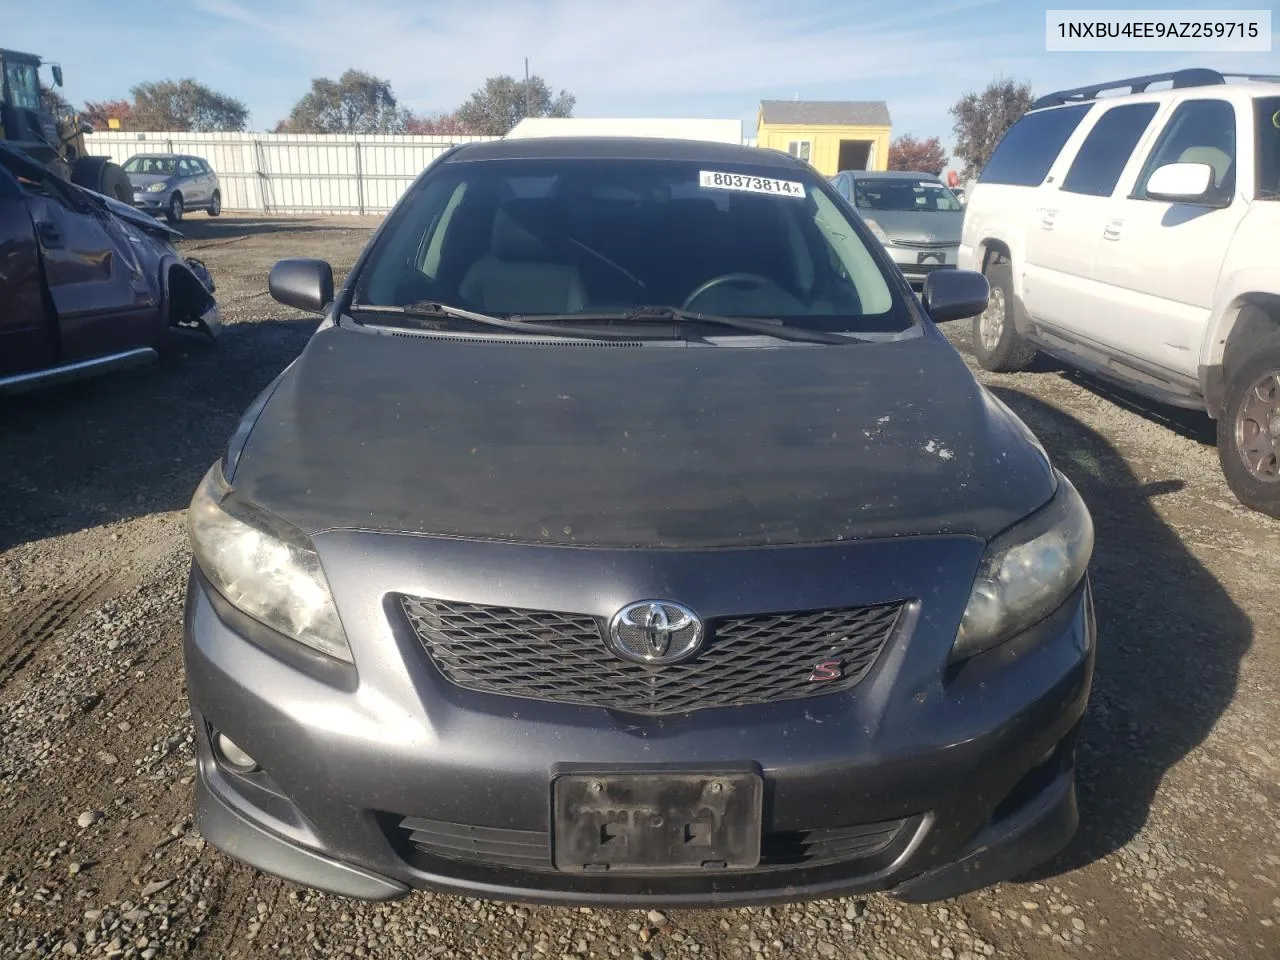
top-left (2, 214), bottom-right (1277, 960)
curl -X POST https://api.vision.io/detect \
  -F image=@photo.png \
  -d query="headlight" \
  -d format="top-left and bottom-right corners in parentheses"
top-left (188, 463), bottom-right (352, 663)
top-left (952, 473), bottom-right (1093, 662)
top-left (863, 217), bottom-right (891, 245)
top-left (146, 181), bottom-right (168, 193)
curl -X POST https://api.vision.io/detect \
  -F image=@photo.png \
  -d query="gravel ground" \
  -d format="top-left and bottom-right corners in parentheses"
top-left (1, 214), bottom-right (1277, 959)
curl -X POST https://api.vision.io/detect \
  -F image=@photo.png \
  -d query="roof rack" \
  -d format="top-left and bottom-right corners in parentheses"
top-left (1031, 68), bottom-right (1280, 110)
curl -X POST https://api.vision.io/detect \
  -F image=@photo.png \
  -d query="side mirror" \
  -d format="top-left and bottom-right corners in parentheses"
top-left (51, 64), bottom-right (63, 88)
top-left (79, 120), bottom-right (94, 135)
top-left (1145, 162), bottom-right (1213, 202)
top-left (922, 269), bottom-right (989, 324)
top-left (269, 258), bottom-right (334, 313)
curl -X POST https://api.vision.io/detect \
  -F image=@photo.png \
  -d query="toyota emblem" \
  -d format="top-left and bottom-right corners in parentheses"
top-left (607, 601), bottom-right (703, 664)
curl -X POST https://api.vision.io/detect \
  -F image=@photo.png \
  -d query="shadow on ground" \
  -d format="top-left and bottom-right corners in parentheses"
top-left (1057, 368), bottom-right (1219, 446)
top-left (992, 386), bottom-right (1251, 879)
top-left (172, 216), bottom-right (374, 244)
top-left (0, 317), bottom-right (317, 551)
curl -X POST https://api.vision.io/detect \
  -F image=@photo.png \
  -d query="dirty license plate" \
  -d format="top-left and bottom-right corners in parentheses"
top-left (553, 772), bottom-right (763, 872)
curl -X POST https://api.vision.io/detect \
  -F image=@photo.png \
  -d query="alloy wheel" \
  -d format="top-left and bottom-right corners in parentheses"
top-left (1234, 371), bottom-right (1280, 481)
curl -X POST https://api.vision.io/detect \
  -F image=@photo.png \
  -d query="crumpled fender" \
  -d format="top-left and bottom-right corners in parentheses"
top-left (87, 188), bottom-right (187, 242)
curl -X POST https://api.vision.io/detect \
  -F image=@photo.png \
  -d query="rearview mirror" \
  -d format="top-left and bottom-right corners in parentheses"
top-left (51, 64), bottom-right (63, 88)
top-left (922, 270), bottom-right (989, 324)
top-left (269, 258), bottom-right (334, 314)
top-left (1145, 162), bottom-right (1213, 202)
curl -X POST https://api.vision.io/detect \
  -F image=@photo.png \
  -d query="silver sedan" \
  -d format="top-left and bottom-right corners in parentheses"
top-left (830, 170), bottom-right (964, 287)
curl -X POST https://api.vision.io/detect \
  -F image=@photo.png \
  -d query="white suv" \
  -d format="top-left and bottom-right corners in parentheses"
top-left (958, 68), bottom-right (1280, 516)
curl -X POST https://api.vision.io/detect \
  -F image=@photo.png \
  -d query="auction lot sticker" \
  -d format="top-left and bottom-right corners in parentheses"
top-left (699, 170), bottom-right (806, 198)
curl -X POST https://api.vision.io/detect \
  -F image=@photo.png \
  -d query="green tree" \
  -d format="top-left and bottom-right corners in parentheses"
top-left (887, 135), bottom-right (948, 175)
top-left (276, 70), bottom-right (407, 134)
top-left (949, 77), bottom-right (1034, 179)
top-left (128, 79), bottom-right (248, 132)
top-left (454, 75), bottom-right (575, 136)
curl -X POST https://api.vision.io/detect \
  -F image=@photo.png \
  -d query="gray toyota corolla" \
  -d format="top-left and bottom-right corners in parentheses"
top-left (183, 137), bottom-right (1095, 907)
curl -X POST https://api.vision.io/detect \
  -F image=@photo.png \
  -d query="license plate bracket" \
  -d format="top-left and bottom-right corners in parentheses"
top-left (553, 771), bottom-right (763, 873)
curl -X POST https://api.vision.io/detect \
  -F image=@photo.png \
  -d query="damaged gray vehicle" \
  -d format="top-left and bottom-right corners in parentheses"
top-left (0, 143), bottom-right (220, 394)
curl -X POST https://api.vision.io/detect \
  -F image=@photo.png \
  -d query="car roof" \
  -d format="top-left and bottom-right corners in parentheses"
top-left (1030, 69), bottom-right (1280, 112)
top-left (443, 136), bottom-right (807, 171)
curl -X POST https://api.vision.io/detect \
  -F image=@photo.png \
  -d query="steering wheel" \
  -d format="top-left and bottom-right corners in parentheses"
top-left (681, 273), bottom-right (777, 311)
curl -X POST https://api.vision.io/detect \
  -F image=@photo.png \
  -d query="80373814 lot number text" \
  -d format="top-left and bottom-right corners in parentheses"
top-left (699, 171), bottom-right (806, 198)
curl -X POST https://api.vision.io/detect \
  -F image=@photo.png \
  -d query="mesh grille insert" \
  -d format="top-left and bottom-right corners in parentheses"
top-left (400, 597), bottom-right (903, 716)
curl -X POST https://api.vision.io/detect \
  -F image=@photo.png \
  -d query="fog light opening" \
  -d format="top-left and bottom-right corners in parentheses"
top-left (215, 732), bottom-right (260, 773)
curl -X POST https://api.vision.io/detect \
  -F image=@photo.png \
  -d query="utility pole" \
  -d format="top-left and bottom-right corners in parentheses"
top-left (524, 57), bottom-right (531, 118)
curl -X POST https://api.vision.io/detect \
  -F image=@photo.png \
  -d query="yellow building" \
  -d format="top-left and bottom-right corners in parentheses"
top-left (755, 100), bottom-right (892, 177)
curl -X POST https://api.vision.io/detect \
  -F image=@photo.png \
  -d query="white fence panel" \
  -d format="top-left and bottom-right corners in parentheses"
top-left (83, 130), bottom-right (763, 215)
top-left (83, 131), bottom-right (499, 214)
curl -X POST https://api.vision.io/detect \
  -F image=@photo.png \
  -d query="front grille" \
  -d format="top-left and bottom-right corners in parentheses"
top-left (400, 598), bottom-right (903, 715)
top-left (399, 817), bottom-right (551, 871)
top-left (761, 820), bottom-right (908, 867)
top-left (394, 815), bottom-right (910, 873)
top-left (891, 238), bottom-right (956, 250)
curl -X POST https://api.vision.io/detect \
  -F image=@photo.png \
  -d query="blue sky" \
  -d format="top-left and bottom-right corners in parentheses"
top-left (7, 0), bottom-right (1278, 159)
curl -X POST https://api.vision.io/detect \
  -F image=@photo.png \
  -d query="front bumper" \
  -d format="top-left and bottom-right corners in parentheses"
top-left (886, 245), bottom-right (960, 285)
top-left (133, 193), bottom-right (167, 211)
top-left (183, 533), bottom-right (1095, 907)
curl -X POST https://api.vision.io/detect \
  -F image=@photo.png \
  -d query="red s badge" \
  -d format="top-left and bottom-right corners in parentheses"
top-left (808, 659), bottom-right (843, 682)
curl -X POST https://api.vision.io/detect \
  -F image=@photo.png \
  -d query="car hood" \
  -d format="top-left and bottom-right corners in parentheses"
top-left (862, 209), bottom-right (963, 243)
top-left (229, 324), bottom-right (1057, 549)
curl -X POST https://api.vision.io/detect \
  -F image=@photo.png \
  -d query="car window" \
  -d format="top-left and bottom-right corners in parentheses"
top-left (178, 159), bottom-right (195, 176)
top-left (355, 157), bottom-right (905, 333)
top-left (124, 157), bottom-right (177, 175)
top-left (1133, 99), bottom-right (1237, 202)
top-left (3, 60), bottom-right (41, 111)
top-left (1256, 96), bottom-right (1280, 199)
top-left (1060, 102), bottom-right (1160, 197)
top-left (852, 178), bottom-right (962, 212)
top-left (980, 104), bottom-right (1093, 187)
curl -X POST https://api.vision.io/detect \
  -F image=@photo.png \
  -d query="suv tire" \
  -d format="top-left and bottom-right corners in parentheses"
top-left (1217, 335), bottom-right (1280, 518)
top-left (972, 261), bottom-right (1037, 373)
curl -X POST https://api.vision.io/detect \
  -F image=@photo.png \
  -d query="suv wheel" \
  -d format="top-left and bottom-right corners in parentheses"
top-left (1218, 341), bottom-right (1280, 517)
top-left (972, 261), bottom-right (1037, 373)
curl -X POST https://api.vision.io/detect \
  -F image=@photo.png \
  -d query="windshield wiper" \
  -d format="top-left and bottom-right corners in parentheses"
top-left (515, 305), bottom-right (859, 345)
top-left (347, 302), bottom-right (669, 340)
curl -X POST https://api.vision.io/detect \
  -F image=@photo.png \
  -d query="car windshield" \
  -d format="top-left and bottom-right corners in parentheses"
top-left (353, 157), bottom-right (909, 335)
top-left (123, 156), bottom-right (177, 175)
top-left (852, 178), bottom-right (963, 213)
top-left (1258, 96), bottom-right (1280, 199)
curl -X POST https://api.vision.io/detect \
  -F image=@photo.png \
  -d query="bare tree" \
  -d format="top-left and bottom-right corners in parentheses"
top-left (276, 70), bottom-right (407, 134)
top-left (454, 75), bottom-right (574, 136)
top-left (949, 77), bottom-right (1034, 179)
top-left (128, 79), bottom-right (248, 132)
